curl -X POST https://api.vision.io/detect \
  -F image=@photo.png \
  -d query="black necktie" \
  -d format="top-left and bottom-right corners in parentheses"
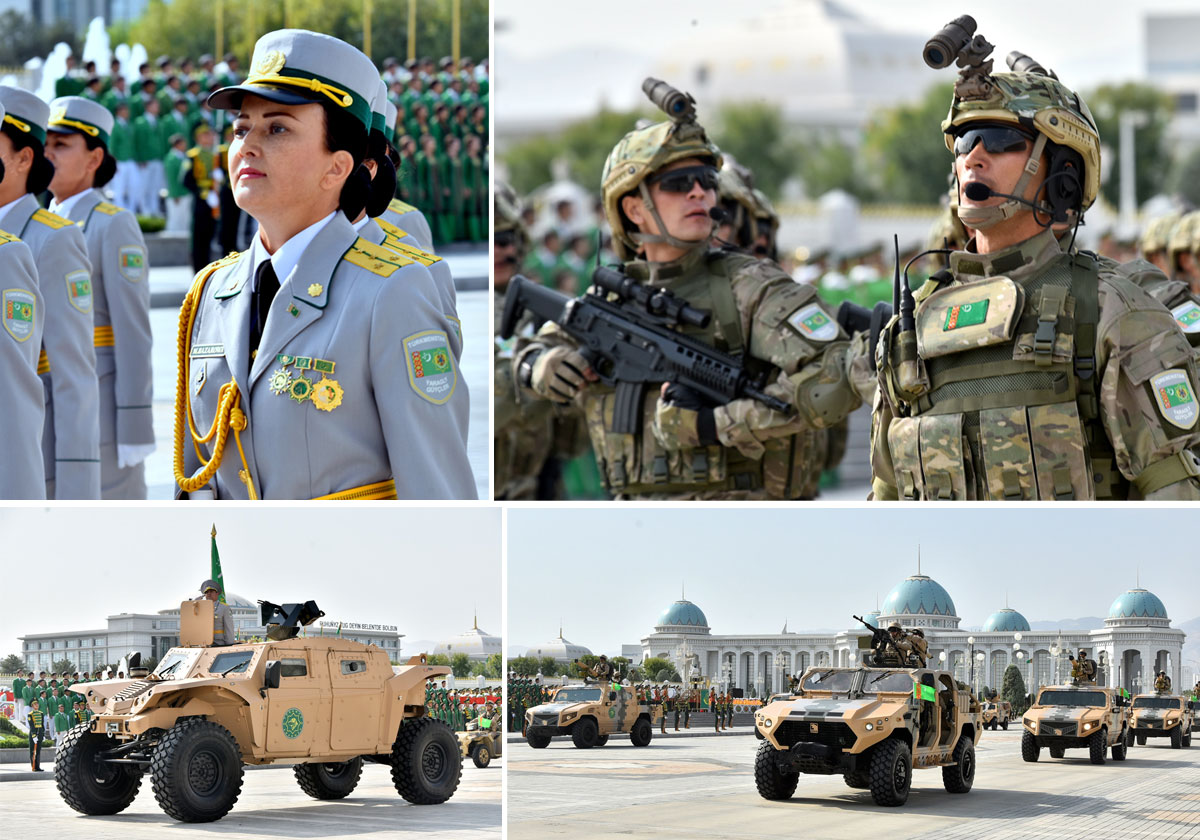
top-left (251, 260), bottom-right (279, 355)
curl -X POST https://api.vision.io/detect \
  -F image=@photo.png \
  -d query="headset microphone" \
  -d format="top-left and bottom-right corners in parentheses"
top-left (708, 206), bottom-right (729, 223)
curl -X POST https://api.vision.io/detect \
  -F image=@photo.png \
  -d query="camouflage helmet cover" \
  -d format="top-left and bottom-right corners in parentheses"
top-left (942, 71), bottom-right (1101, 212)
top-left (1175, 210), bottom-right (1200, 257)
top-left (601, 118), bottom-right (722, 259)
top-left (494, 180), bottom-right (529, 261)
top-left (1141, 212), bottom-right (1182, 257)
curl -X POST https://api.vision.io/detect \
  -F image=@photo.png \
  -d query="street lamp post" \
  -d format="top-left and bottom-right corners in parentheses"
top-left (1050, 642), bottom-right (1060, 685)
top-left (968, 636), bottom-right (976, 691)
top-left (975, 651), bottom-right (985, 695)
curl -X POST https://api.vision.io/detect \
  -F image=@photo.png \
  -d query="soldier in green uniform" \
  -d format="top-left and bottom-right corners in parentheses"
top-left (871, 34), bottom-right (1200, 500)
top-left (27, 699), bottom-right (45, 771)
top-left (515, 79), bottom-right (868, 499)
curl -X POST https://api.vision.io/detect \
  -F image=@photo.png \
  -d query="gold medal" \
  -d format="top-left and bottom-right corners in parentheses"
top-left (311, 375), bottom-right (344, 412)
top-left (268, 367), bottom-right (292, 395)
top-left (288, 376), bottom-right (312, 404)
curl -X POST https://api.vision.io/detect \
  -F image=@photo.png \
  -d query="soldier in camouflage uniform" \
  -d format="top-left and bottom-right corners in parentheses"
top-left (515, 80), bottom-right (868, 499)
top-left (871, 51), bottom-right (1200, 500)
top-left (1140, 213), bottom-right (1181, 277)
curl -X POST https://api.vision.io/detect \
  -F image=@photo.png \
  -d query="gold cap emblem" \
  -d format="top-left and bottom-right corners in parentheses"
top-left (307, 283), bottom-right (323, 297)
top-left (49, 105), bottom-right (67, 123)
top-left (251, 49), bottom-right (287, 77)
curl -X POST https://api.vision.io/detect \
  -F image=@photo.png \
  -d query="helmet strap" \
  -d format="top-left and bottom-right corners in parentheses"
top-left (629, 181), bottom-right (712, 258)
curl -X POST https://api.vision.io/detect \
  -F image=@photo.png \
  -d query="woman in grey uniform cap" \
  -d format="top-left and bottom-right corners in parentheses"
top-left (0, 85), bottom-right (99, 499)
top-left (45, 96), bottom-right (154, 500)
top-left (175, 29), bottom-right (474, 499)
top-left (0, 100), bottom-right (48, 499)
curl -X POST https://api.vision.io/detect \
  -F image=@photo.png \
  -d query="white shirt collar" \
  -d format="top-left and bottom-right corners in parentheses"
top-left (251, 211), bottom-right (337, 290)
top-left (352, 214), bottom-right (370, 232)
top-left (48, 190), bottom-right (91, 219)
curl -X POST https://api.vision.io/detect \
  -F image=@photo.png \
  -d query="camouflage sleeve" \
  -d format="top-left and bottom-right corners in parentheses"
top-left (712, 261), bottom-right (864, 456)
top-left (1096, 281), bottom-right (1200, 499)
top-left (868, 383), bottom-right (900, 500)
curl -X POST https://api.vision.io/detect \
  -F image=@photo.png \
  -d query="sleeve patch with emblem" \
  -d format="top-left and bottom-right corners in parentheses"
top-left (65, 270), bottom-right (93, 314)
top-left (118, 245), bottom-right (147, 281)
top-left (1172, 301), bottom-right (1200, 334)
top-left (3, 289), bottom-right (36, 342)
top-left (786, 303), bottom-right (838, 341)
top-left (403, 330), bottom-right (456, 404)
top-left (1149, 369), bottom-right (1198, 430)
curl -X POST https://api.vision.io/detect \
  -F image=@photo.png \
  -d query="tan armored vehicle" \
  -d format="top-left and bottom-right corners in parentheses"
top-left (54, 599), bottom-right (460, 822)
top-left (981, 700), bottom-right (1012, 730)
top-left (524, 683), bottom-right (662, 749)
top-left (458, 718), bottom-right (502, 767)
top-left (1021, 683), bottom-right (1130, 764)
top-left (753, 666), bottom-right (982, 807)
top-left (1129, 693), bottom-right (1195, 748)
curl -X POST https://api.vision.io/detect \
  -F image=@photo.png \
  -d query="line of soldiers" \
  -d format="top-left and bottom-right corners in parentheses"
top-left (424, 682), bottom-right (500, 731)
top-left (507, 675), bottom-right (552, 733)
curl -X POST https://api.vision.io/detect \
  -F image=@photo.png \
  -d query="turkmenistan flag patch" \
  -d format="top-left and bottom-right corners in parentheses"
top-left (118, 245), bottom-right (146, 281)
top-left (786, 303), bottom-right (838, 341)
top-left (65, 270), bottom-right (92, 314)
top-left (1172, 301), bottom-right (1200, 334)
top-left (913, 682), bottom-right (936, 702)
top-left (944, 299), bottom-right (989, 331)
top-left (403, 330), bottom-right (456, 404)
top-left (1150, 368), bottom-right (1198, 430)
top-left (3, 289), bottom-right (36, 342)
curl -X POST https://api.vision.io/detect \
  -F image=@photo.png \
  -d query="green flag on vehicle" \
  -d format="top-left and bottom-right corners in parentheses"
top-left (210, 524), bottom-right (226, 604)
top-left (913, 682), bottom-right (936, 702)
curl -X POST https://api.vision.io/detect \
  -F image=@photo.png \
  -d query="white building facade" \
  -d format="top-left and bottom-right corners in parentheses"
top-left (640, 576), bottom-right (1186, 699)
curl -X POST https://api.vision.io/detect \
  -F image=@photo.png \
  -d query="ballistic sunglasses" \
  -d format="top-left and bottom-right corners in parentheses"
top-left (648, 164), bottom-right (719, 193)
top-left (953, 125), bottom-right (1034, 157)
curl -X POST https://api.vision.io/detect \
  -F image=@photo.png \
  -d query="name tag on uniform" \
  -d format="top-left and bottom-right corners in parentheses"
top-left (190, 343), bottom-right (225, 358)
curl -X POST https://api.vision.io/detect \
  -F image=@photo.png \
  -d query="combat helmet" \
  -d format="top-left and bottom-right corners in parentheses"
top-left (601, 78), bottom-right (722, 260)
top-left (931, 18), bottom-right (1101, 228)
top-left (1141, 211), bottom-right (1181, 259)
top-left (494, 180), bottom-right (528, 262)
top-left (716, 156), bottom-right (774, 256)
top-left (1168, 211), bottom-right (1200, 271)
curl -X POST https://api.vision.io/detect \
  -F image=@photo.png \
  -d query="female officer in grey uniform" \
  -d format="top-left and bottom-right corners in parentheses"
top-left (0, 85), bottom-right (99, 499)
top-left (45, 96), bottom-right (154, 500)
top-left (0, 100), bottom-right (48, 499)
top-left (175, 29), bottom-right (474, 499)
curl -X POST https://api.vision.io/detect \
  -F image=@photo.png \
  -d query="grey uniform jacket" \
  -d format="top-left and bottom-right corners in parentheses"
top-left (212, 600), bottom-right (236, 646)
top-left (0, 194), bottom-right (99, 498)
top-left (0, 232), bottom-right (47, 498)
top-left (380, 199), bottom-right (434, 252)
top-left (180, 212), bottom-right (476, 499)
top-left (359, 217), bottom-right (461, 359)
top-left (64, 190), bottom-right (154, 451)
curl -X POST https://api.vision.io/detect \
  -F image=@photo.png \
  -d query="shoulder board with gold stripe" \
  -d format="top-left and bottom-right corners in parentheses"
top-left (31, 209), bottom-right (75, 230)
top-left (0, 229), bottom-right (20, 246)
top-left (383, 236), bottom-right (440, 267)
top-left (186, 148), bottom-right (201, 159)
top-left (388, 198), bottom-right (420, 215)
top-left (94, 202), bottom-right (123, 216)
top-left (344, 238), bottom-right (412, 278)
top-left (203, 251), bottom-right (243, 275)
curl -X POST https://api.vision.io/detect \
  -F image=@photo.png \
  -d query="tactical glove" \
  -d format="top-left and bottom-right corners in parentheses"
top-left (529, 347), bottom-right (590, 404)
top-left (653, 383), bottom-right (719, 449)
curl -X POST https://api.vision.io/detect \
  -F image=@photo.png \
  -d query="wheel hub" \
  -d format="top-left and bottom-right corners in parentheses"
top-left (422, 742), bottom-right (446, 781)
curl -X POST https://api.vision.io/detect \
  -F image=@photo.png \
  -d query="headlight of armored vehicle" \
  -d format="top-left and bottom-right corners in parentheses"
top-left (1167, 717), bottom-right (1178, 726)
top-left (865, 723), bottom-right (874, 731)
top-left (760, 717), bottom-right (773, 729)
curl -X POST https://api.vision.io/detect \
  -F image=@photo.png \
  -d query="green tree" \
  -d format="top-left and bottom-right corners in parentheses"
top-left (1001, 664), bottom-right (1028, 714)
top-left (712, 102), bottom-right (801, 201)
top-left (799, 136), bottom-right (872, 201)
top-left (0, 11), bottom-right (82, 66)
top-left (537, 656), bottom-right (559, 678)
top-left (1, 655), bottom-right (23, 673)
top-left (610, 656), bottom-right (631, 680)
top-left (52, 658), bottom-right (76, 674)
top-left (508, 655), bottom-right (539, 677)
top-left (426, 653), bottom-right (450, 666)
top-left (862, 82), bottom-right (956, 205)
top-left (642, 656), bottom-right (680, 682)
top-left (1171, 145), bottom-right (1200, 207)
top-left (1087, 83), bottom-right (1174, 208)
top-left (483, 653), bottom-right (502, 679)
top-left (502, 108), bottom-right (643, 196)
top-left (450, 653), bottom-right (471, 678)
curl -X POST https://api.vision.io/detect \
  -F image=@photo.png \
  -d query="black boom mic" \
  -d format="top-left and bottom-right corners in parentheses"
top-left (708, 206), bottom-right (729, 223)
top-left (963, 181), bottom-right (1039, 210)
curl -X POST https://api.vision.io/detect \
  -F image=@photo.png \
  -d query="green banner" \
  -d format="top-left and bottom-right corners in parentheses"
top-left (210, 525), bottom-right (226, 604)
top-left (913, 682), bottom-right (936, 702)
top-left (480, 718), bottom-right (492, 729)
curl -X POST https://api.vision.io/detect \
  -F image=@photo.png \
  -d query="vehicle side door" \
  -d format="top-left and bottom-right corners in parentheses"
top-left (327, 650), bottom-right (388, 752)
top-left (265, 651), bottom-right (323, 755)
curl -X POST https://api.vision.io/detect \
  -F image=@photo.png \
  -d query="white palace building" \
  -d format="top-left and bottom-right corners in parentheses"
top-left (639, 573), bottom-right (1187, 698)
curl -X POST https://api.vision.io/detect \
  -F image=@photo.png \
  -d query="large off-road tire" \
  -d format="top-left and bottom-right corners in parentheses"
top-left (1171, 725), bottom-right (1183, 749)
top-left (391, 718), bottom-right (461, 805)
top-left (1021, 731), bottom-right (1040, 762)
top-left (595, 734), bottom-right (609, 747)
top-left (525, 732), bottom-right (551, 749)
top-left (471, 743), bottom-right (491, 769)
top-left (55, 723), bottom-right (142, 815)
top-left (1000, 720), bottom-right (1008, 731)
top-left (1088, 729), bottom-right (1107, 765)
top-left (630, 718), bottom-right (653, 747)
top-left (294, 758), bottom-right (363, 799)
top-left (150, 719), bottom-right (244, 823)
top-left (942, 735), bottom-right (975, 794)
top-left (1137, 734), bottom-right (1146, 746)
top-left (1112, 732), bottom-right (1128, 761)
top-left (844, 768), bottom-right (870, 789)
top-left (869, 739), bottom-right (912, 807)
top-left (753, 740), bottom-right (798, 801)
top-left (1183, 729), bottom-right (1192, 748)
top-left (1049, 745), bottom-right (1065, 759)
top-left (571, 717), bottom-right (599, 749)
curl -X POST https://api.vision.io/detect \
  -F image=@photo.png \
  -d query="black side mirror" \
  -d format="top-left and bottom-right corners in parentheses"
top-left (264, 661), bottom-right (281, 690)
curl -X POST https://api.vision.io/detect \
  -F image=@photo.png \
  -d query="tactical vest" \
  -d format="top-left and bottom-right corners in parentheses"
top-left (884, 250), bottom-right (1117, 500)
top-left (583, 250), bottom-right (819, 498)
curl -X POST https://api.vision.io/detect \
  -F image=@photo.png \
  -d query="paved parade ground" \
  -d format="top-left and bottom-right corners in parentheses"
top-left (508, 727), bottom-right (1200, 840)
top-left (1, 760), bottom-right (500, 839)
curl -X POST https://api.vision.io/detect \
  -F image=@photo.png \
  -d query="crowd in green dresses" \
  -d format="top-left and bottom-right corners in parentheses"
top-left (9, 670), bottom-right (97, 742)
top-left (507, 675), bottom-right (553, 732)
top-left (424, 682), bottom-right (500, 732)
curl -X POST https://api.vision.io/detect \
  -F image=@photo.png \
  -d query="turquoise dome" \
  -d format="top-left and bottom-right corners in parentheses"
top-left (881, 575), bottom-right (956, 617)
top-left (862, 611), bottom-right (881, 628)
top-left (982, 608), bottom-right (1030, 632)
top-left (658, 599), bottom-right (708, 628)
top-left (1108, 588), bottom-right (1168, 620)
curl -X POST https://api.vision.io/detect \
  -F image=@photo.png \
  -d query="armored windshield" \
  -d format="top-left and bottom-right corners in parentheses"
top-left (803, 669), bottom-right (856, 693)
top-left (553, 687), bottom-right (602, 702)
top-left (1133, 697), bottom-right (1181, 709)
top-left (154, 650), bottom-right (198, 679)
top-left (1037, 690), bottom-right (1107, 707)
top-left (208, 650), bottom-right (255, 676)
top-left (983, 702), bottom-right (995, 710)
top-left (862, 671), bottom-right (919, 694)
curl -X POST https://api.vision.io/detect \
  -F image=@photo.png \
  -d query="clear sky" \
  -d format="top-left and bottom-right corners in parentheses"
top-left (1, 507), bottom-right (501, 656)
top-left (507, 507), bottom-right (1198, 655)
